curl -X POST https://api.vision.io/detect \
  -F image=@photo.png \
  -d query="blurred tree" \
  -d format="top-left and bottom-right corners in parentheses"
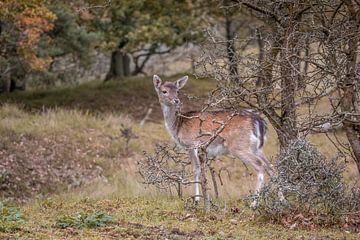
top-left (1, 0), bottom-right (204, 88)
top-left (86, 0), bottom-right (203, 80)
top-left (38, 4), bottom-right (103, 63)
top-left (27, 3), bottom-right (105, 88)
top-left (0, 0), bottom-right (56, 92)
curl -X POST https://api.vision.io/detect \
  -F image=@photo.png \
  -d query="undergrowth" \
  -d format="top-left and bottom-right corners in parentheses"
top-left (0, 201), bottom-right (25, 233)
top-left (257, 139), bottom-right (360, 231)
top-left (1, 195), bottom-right (358, 239)
top-left (56, 211), bottom-right (113, 229)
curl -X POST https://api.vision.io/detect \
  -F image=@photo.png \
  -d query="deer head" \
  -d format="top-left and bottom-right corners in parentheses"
top-left (153, 75), bottom-right (188, 107)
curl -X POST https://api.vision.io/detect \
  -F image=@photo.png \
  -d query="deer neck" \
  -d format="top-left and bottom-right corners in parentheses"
top-left (160, 103), bottom-right (181, 142)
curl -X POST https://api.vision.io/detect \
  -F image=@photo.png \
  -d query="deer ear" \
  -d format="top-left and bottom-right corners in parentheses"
top-left (175, 76), bottom-right (188, 89)
top-left (153, 75), bottom-right (162, 90)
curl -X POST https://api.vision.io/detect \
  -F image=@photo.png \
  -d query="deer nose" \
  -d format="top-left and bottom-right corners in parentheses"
top-left (173, 99), bottom-right (180, 104)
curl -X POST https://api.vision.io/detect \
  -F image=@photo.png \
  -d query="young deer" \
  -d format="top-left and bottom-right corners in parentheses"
top-left (153, 75), bottom-right (275, 207)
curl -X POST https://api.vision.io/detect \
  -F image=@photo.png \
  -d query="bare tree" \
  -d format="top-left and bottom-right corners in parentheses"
top-left (196, 0), bottom-right (360, 172)
top-left (140, 0), bottom-right (360, 213)
top-left (336, 0), bottom-right (360, 170)
top-left (303, 0), bottom-right (360, 170)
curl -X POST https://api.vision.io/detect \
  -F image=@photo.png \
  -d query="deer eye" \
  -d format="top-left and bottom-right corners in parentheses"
top-left (162, 90), bottom-right (167, 94)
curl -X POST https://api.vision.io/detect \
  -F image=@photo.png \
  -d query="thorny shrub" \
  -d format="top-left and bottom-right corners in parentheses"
top-left (139, 144), bottom-right (224, 212)
top-left (256, 138), bottom-right (360, 230)
top-left (138, 144), bottom-right (192, 197)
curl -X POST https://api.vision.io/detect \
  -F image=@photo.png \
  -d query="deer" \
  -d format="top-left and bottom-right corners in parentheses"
top-left (153, 75), bottom-right (280, 208)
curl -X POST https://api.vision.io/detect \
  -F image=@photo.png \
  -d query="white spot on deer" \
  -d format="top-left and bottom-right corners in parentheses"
top-left (250, 133), bottom-right (260, 150)
top-left (207, 143), bottom-right (228, 157)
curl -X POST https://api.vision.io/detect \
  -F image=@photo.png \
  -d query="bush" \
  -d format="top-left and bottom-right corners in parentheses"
top-left (257, 138), bottom-right (360, 228)
top-left (138, 144), bottom-right (192, 197)
top-left (55, 211), bottom-right (113, 229)
top-left (0, 201), bottom-right (26, 232)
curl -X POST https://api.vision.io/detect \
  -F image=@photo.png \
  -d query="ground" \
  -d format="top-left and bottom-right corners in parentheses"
top-left (0, 76), bottom-right (359, 239)
top-left (2, 194), bottom-right (358, 239)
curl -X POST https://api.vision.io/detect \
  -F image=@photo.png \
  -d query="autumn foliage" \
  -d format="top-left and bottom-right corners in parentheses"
top-left (1, 1), bottom-right (56, 71)
top-left (16, 7), bottom-right (56, 71)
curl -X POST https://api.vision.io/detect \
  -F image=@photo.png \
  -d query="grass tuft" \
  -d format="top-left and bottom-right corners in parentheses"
top-left (55, 211), bottom-right (113, 229)
top-left (0, 201), bottom-right (26, 233)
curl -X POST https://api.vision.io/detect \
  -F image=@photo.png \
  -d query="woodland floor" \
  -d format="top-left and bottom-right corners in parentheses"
top-left (0, 76), bottom-right (359, 239)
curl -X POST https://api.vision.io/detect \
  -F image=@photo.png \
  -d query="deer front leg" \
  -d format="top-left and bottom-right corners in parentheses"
top-left (189, 148), bottom-right (201, 202)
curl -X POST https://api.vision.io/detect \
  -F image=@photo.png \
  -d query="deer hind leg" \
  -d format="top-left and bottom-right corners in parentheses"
top-left (256, 151), bottom-right (285, 202)
top-left (256, 150), bottom-right (274, 177)
top-left (232, 150), bottom-right (267, 208)
top-left (189, 148), bottom-right (201, 202)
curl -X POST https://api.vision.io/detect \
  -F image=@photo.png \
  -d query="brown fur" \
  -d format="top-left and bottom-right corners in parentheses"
top-left (177, 111), bottom-right (254, 149)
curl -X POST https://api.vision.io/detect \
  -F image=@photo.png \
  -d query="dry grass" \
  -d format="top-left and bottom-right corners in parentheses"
top-left (1, 181), bottom-right (358, 239)
top-left (0, 103), bottom-right (171, 200)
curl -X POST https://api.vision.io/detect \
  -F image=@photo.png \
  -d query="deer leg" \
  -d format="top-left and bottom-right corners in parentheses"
top-left (252, 165), bottom-right (265, 209)
top-left (233, 151), bottom-right (266, 208)
top-left (255, 169), bottom-right (265, 193)
top-left (189, 148), bottom-right (201, 202)
top-left (257, 151), bottom-right (285, 202)
top-left (256, 151), bottom-right (274, 176)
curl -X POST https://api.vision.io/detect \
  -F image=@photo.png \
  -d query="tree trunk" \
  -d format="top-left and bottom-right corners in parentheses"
top-left (298, 37), bottom-right (310, 89)
top-left (258, 26), bottom-right (298, 150)
top-left (256, 34), bottom-right (291, 149)
top-left (225, 17), bottom-right (239, 83)
top-left (256, 28), bottom-right (265, 87)
top-left (105, 50), bottom-right (131, 81)
top-left (198, 150), bottom-right (211, 212)
top-left (341, 67), bottom-right (360, 172)
top-left (4, 78), bottom-right (11, 92)
top-left (0, 72), bottom-right (12, 93)
top-left (278, 25), bottom-right (298, 149)
top-left (341, 0), bottom-right (360, 172)
top-left (341, 41), bottom-right (360, 170)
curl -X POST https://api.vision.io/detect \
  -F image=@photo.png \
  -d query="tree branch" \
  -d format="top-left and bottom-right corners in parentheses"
top-left (239, 1), bottom-right (282, 25)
